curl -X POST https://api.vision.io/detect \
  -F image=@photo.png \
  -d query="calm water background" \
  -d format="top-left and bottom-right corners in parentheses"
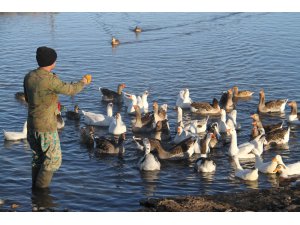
top-left (0, 12), bottom-right (300, 212)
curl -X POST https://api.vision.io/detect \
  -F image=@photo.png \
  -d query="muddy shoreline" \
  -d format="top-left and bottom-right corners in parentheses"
top-left (139, 183), bottom-right (300, 212)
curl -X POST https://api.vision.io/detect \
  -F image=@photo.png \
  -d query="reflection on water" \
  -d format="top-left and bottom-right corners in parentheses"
top-left (140, 170), bottom-right (160, 197)
top-left (31, 188), bottom-right (58, 211)
top-left (0, 12), bottom-right (300, 211)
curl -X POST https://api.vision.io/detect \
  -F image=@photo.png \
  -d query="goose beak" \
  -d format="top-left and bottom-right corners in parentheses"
top-left (211, 133), bottom-right (216, 139)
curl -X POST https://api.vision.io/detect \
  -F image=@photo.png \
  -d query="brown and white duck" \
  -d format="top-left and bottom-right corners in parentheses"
top-left (99, 83), bottom-right (126, 102)
top-left (232, 86), bottom-right (254, 98)
top-left (111, 37), bottom-right (120, 46)
top-left (207, 122), bottom-right (222, 149)
top-left (287, 101), bottom-right (300, 124)
top-left (194, 132), bottom-right (216, 173)
top-left (250, 113), bottom-right (283, 133)
top-left (66, 105), bottom-right (81, 120)
top-left (150, 136), bottom-right (196, 160)
top-left (15, 92), bottom-right (26, 103)
top-left (258, 89), bottom-right (288, 113)
top-left (190, 98), bottom-right (221, 116)
top-left (80, 126), bottom-right (95, 148)
top-left (134, 26), bottom-right (142, 33)
top-left (94, 133), bottom-right (126, 155)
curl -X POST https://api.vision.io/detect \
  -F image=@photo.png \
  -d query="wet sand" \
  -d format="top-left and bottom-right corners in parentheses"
top-left (140, 182), bottom-right (300, 212)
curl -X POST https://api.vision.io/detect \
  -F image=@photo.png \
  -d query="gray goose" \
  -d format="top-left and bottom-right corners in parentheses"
top-left (150, 136), bottom-right (196, 160)
top-left (94, 133), bottom-right (126, 155)
top-left (132, 105), bottom-right (154, 133)
top-left (258, 89), bottom-right (288, 113)
top-left (224, 89), bottom-right (235, 112)
top-left (250, 113), bottom-right (283, 133)
top-left (99, 83), bottom-right (126, 102)
top-left (190, 98), bottom-right (221, 116)
top-left (287, 101), bottom-right (300, 124)
top-left (265, 126), bottom-right (290, 146)
top-left (232, 86), bottom-right (254, 98)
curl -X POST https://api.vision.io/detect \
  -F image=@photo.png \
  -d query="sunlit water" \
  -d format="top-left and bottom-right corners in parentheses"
top-left (0, 12), bottom-right (300, 211)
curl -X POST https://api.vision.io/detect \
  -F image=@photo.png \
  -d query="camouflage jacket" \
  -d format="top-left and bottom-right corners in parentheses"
top-left (24, 68), bottom-right (85, 132)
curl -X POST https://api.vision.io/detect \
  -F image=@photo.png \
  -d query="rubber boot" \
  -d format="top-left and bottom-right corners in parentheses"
top-left (35, 168), bottom-right (54, 189)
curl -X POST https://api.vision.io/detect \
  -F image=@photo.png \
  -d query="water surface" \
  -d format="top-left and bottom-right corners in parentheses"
top-left (0, 12), bottom-right (300, 211)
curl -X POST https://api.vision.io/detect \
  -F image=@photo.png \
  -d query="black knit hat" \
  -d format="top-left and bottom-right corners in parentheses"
top-left (36, 46), bottom-right (57, 67)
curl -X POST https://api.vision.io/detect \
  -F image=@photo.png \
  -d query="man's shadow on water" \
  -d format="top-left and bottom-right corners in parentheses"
top-left (31, 187), bottom-right (58, 212)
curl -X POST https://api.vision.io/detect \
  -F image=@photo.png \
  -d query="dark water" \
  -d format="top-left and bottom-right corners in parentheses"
top-left (0, 12), bottom-right (300, 212)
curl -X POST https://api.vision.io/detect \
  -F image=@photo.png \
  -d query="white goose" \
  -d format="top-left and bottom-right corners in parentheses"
top-left (108, 112), bottom-right (127, 135)
top-left (233, 156), bottom-right (259, 181)
top-left (176, 106), bottom-right (208, 134)
top-left (218, 109), bottom-right (230, 133)
top-left (273, 155), bottom-right (300, 178)
top-left (176, 88), bottom-right (192, 109)
top-left (82, 103), bottom-right (114, 127)
top-left (137, 91), bottom-right (149, 114)
top-left (252, 149), bottom-right (279, 173)
top-left (173, 126), bottom-right (191, 144)
top-left (127, 94), bottom-right (138, 115)
top-left (228, 128), bottom-right (265, 159)
top-left (138, 138), bottom-right (161, 171)
top-left (3, 121), bottom-right (27, 141)
top-left (227, 109), bottom-right (241, 130)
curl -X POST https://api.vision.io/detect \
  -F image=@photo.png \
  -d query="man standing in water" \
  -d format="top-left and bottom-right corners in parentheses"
top-left (24, 46), bottom-right (92, 189)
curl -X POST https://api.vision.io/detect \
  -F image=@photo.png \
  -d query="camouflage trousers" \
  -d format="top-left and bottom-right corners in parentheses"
top-left (27, 130), bottom-right (62, 172)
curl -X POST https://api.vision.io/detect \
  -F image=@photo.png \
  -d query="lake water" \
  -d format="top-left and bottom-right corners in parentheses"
top-left (0, 12), bottom-right (300, 212)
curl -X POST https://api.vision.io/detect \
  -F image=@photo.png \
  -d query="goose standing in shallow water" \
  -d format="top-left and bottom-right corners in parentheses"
top-left (82, 103), bottom-right (114, 127)
top-left (138, 138), bottom-right (161, 171)
top-left (66, 105), bottom-right (81, 120)
top-left (233, 155), bottom-right (259, 181)
top-left (258, 89), bottom-right (288, 113)
top-left (287, 101), bottom-right (300, 124)
top-left (94, 133), bottom-right (126, 155)
top-left (99, 83), bottom-right (126, 102)
top-left (3, 121), bottom-right (27, 141)
top-left (232, 86), bottom-right (254, 98)
top-left (108, 112), bottom-right (127, 135)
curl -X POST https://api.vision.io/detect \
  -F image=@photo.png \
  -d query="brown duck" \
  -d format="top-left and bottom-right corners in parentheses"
top-left (94, 133), bottom-right (126, 155)
top-left (99, 83), bottom-right (126, 102)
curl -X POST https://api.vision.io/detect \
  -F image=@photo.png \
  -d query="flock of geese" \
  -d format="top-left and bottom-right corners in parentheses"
top-left (6, 83), bottom-right (300, 182)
